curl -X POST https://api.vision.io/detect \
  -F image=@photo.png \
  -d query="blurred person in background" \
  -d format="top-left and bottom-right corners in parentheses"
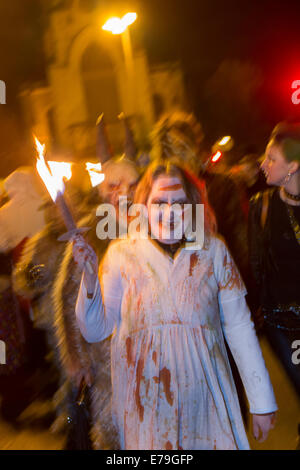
top-left (229, 154), bottom-right (268, 218)
top-left (0, 245), bottom-right (28, 424)
top-left (0, 167), bottom-right (46, 254)
top-left (236, 154), bottom-right (267, 199)
top-left (12, 172), bottom-right (95, 434)
top-left (0, 168), bottom-right (46, 424)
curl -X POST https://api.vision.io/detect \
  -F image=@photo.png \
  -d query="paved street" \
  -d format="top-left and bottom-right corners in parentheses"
top-left (0, 335), bottom-right (299, 451)
top-left (0, 412), bottom-right (63, 450)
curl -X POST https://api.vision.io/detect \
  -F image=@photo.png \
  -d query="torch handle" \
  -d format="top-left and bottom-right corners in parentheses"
top-left (54, 195), bottom-right (95, 276)
top-left (56, 192), bottom-right (77, 231)
top-left (85, 260), bottom-right (94, 275)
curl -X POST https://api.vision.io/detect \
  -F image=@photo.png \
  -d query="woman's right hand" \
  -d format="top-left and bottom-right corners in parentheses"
top-left (72, 235), bottom-right (99, 294)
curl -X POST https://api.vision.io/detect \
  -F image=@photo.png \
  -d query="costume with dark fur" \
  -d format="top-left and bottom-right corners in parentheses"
top-left (51, 114), bottom-right (137, 448)
top-left (52, 211), bottom-right (120, 449)
top-left (12, 187), bottom-right (96, 433)
top-left (12, 221), bottom-right (66, 350)
top-left (12, 213), bottom-right (70, 426)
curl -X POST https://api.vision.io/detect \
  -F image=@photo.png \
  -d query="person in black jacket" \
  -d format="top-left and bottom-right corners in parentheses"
top-left (248, 122), bottom-right (300, 400)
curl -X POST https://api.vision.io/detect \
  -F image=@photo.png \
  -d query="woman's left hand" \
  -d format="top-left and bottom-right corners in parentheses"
top-left (252, 412), bottom-right (277, 442)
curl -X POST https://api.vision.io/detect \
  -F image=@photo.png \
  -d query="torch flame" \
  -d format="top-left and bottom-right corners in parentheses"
top-left (86, 162), bottom-right (105, 188)
top-left (48, 161), bottom-right (72, 182)
top-left (35, 136), bottom-right (72, 201)
top-left (35, 137), bottom-right (45, 157)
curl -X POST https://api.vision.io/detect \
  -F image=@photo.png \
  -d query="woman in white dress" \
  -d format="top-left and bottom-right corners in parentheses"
top-left (74, 160), bottom-right (277, 450)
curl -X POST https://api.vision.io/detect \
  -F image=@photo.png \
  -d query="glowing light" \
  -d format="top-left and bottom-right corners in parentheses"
top-left (86, 162), bottom-right (105, 188)
top-left (123, 12), bottom-right (137, 27)
top-left (212, 135), bottom-right (234, 154)
top-left (211, 151), bottom-right (222, 163)
top-left (48, 161), bottom-right (72, 182)
top-left (35, 136), bottom-right (45, 158)
top-left (102, 12), bottom-right (137, 34)
top-left (35, 136), bottom-right (72, 202)
top-left (217, 136), bottom-right (231, 146)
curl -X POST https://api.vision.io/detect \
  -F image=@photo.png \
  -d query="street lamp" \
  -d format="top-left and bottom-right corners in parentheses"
top-left (102, 13), bottom-right (137, 114)
top-left (102, 13), bottom-right (137, 35)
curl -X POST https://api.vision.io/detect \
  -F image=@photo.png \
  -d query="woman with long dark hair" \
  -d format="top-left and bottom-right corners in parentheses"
top-left (249, 122), bottom-right (300, 397)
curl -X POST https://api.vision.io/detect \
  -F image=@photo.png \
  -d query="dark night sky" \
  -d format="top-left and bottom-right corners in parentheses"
top-left (139, 0), bottom-right (300, 148)
top-left (140, 0), bottom-right (300, 109)
top-left (1, 0), bottom-right (300, 172)
top-left (141, 0), bottom-right (300, 69)
top-left (1, 0), bottom-right (300, 106)
top-left (0, 0), bottom-right (300, 111)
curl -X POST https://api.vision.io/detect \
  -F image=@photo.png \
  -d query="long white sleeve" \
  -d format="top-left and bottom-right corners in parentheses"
top-left (75, 242), bottom-right (123, 343)
top-left (219, 295), bottom-right (278, 414)
top-left (213, 236), bottom-right (277, 414)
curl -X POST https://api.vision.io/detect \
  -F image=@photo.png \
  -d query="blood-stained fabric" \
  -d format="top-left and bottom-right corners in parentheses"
top-left (76, 236), bottom-right (277, 450)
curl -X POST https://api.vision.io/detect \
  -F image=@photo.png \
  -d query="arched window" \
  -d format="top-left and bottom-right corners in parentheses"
top-left (80, 42), bottom-right (120, 123)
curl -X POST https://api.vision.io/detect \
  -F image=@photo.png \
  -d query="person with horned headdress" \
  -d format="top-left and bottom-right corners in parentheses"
top-left (53, 114), bottom-right (140, 449)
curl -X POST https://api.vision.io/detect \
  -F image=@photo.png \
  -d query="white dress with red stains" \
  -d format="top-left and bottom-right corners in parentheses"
top-left (76, 236), bottom-right (277, 450)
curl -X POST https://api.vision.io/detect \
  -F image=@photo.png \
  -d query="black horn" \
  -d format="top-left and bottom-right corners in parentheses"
top-left (96, 113), bottom-right (113, 163)
top-left (118, 112), bottom-right (137, 160)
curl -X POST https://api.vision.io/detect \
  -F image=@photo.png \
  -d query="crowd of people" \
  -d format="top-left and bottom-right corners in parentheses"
top-left (0, 111), bottom-right (299, 450)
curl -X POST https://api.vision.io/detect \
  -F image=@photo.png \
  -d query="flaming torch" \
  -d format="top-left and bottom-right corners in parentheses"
top-left (85, 162), bottom-right (105, 188)
top-left (35, 137), bottom-right (93, 272)
top-left (35, 137), bottom-right (76, 231)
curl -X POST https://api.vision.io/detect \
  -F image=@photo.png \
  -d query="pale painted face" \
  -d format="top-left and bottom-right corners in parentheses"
top-left (261, 142), bottom-right (292, 186)
top-left (98, 160), bottom-right (139, 212)
top-left (147, 175), bottom-right (190, 245)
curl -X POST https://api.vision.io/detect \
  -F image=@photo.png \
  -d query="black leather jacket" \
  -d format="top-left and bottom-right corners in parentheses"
top-left (248, 187), bottom-right (277, 308)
